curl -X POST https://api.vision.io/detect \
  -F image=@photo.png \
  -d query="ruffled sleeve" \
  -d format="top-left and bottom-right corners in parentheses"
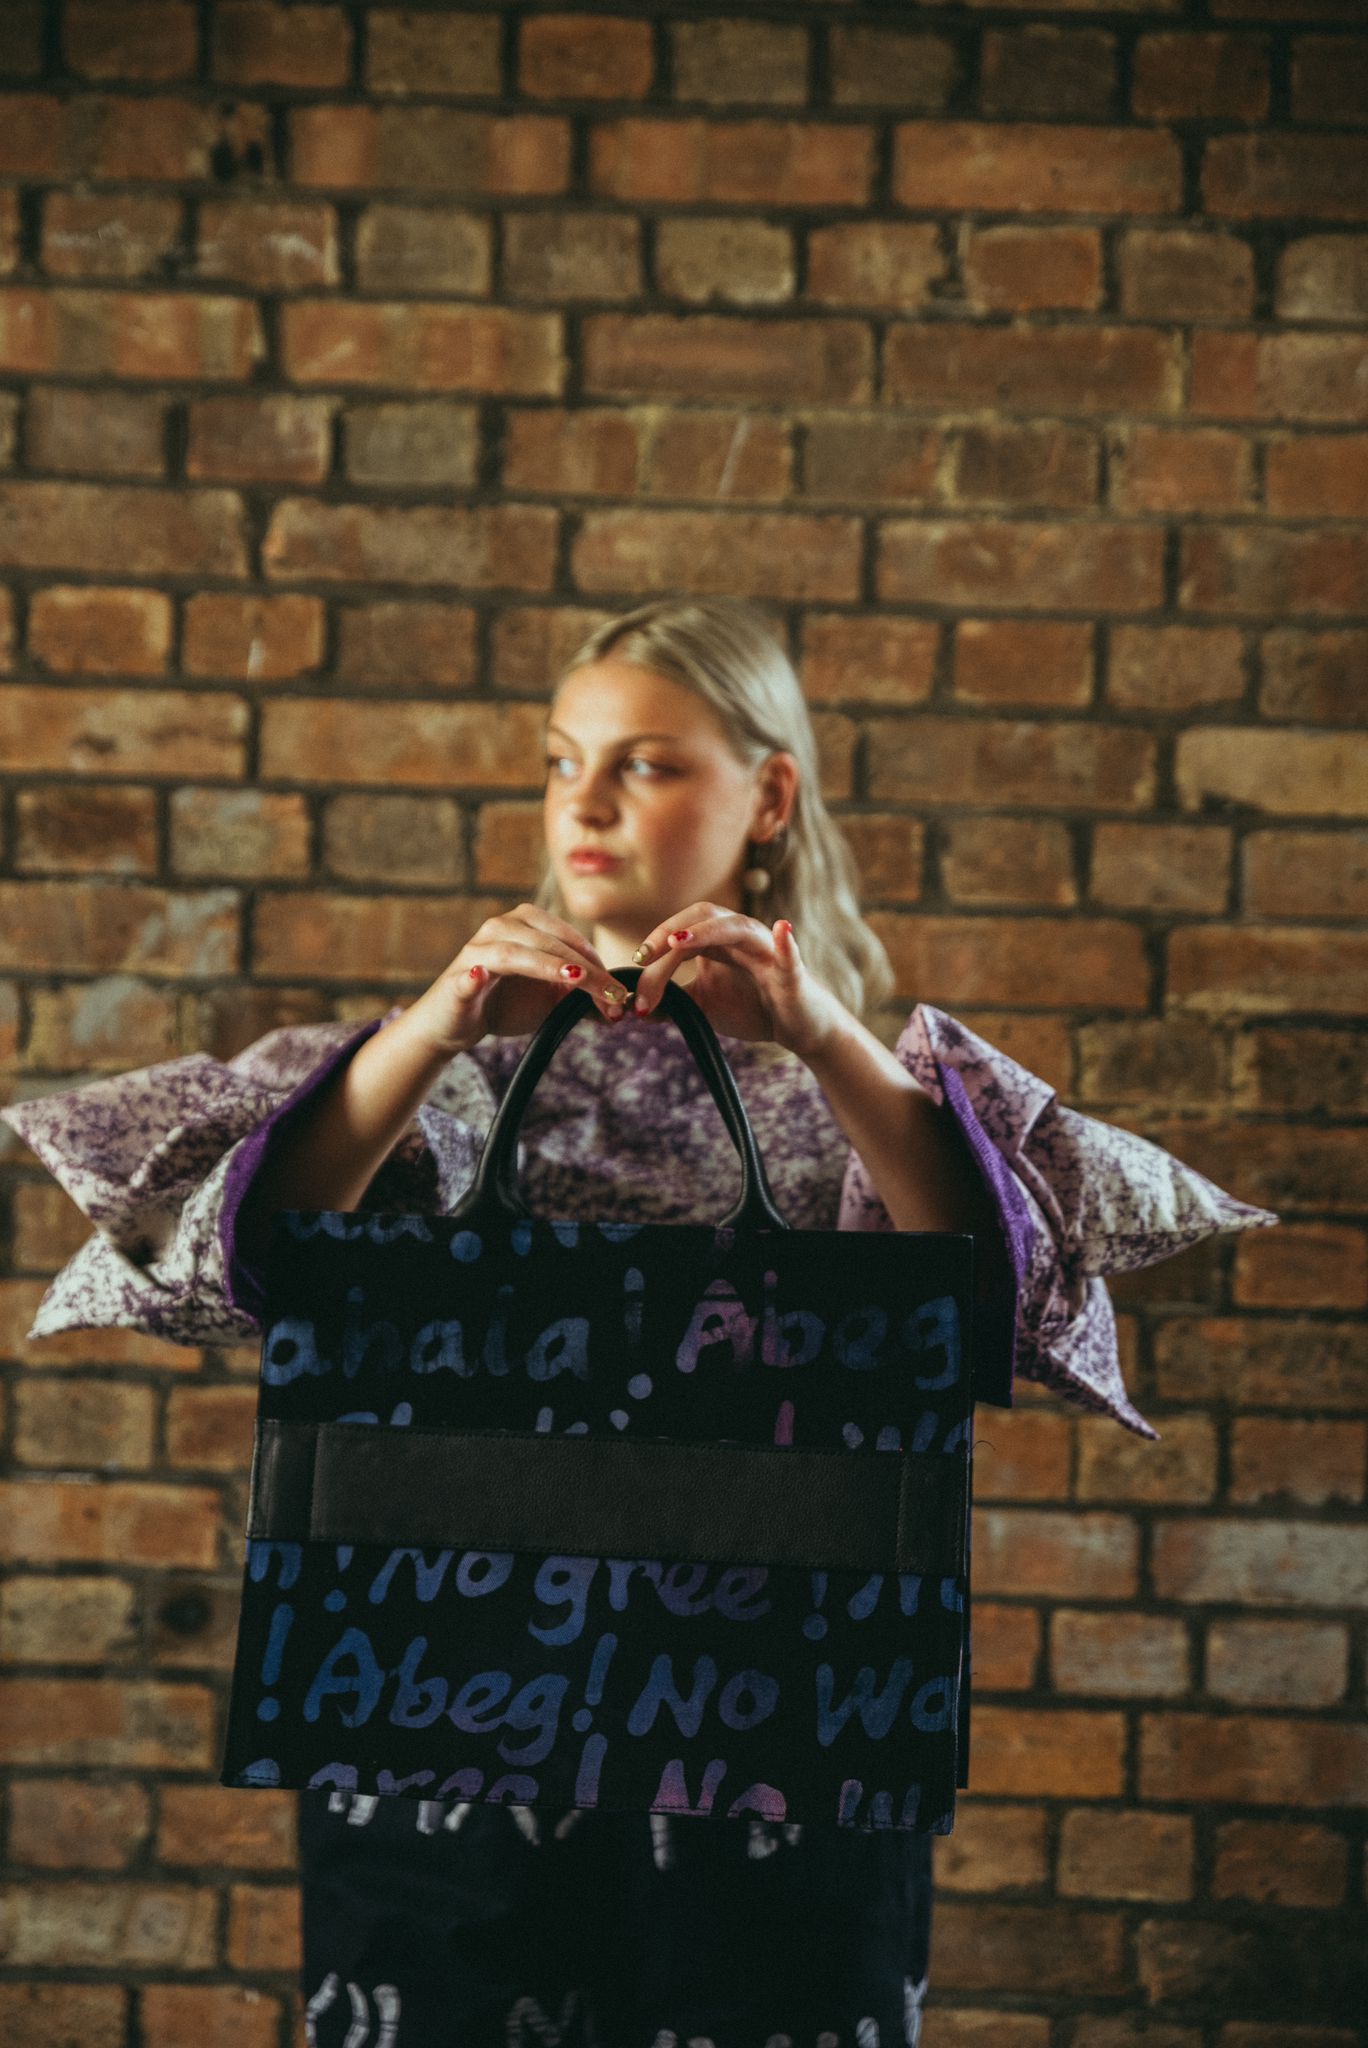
top-left (837, 1004), bottom-right (1279, 1439)
top-left (0, 1009), bottom-right (491, 1348)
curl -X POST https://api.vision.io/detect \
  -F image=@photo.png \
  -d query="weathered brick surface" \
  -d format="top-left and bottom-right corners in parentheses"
top-left (0, 4), bottom-right (1363, 2034)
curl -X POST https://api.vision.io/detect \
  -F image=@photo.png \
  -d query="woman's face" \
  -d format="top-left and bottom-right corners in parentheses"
top-left (543, 658), bottom-right (790, 953)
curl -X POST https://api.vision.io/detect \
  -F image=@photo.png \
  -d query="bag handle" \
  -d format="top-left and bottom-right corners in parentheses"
top-left (448, 965), bottom-right (790, 1233)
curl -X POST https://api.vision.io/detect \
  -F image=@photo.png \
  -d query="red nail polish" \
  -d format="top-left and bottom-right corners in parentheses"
top-left (467, 964), bottom-right (488, 985)
top-left (560, 963), bottom-right (584, 979)
top-left (668, 928), bottom-right (692, 943)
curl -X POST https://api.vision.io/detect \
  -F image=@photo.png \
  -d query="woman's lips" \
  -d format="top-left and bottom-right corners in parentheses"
top-left (567, 850), bottom-right (624, 872)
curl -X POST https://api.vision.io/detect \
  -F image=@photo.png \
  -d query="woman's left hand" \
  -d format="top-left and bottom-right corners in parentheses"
top-left (628, 904), bottom-right (845, 1062)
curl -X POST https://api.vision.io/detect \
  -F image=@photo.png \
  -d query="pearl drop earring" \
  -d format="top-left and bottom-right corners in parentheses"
top-left (743, 825), bottom-right (786, 897)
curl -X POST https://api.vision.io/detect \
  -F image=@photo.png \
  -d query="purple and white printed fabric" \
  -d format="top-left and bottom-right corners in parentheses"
top-left (0, 1002), bottom-right (1276, 1438)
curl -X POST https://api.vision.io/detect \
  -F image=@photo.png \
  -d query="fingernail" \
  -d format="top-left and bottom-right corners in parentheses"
top-left (633, 997), bottom-right (649, 1015)
top-left (605, 984), bottom-right (628, 1003)
top-left (467, 964), bottom-right (488, 986)
top-left (631, 943), bottom-right (651, 964)
top-left (559, 962), bottom-right (584, 980)
top-left (667, 929), bottom-right (692, 944)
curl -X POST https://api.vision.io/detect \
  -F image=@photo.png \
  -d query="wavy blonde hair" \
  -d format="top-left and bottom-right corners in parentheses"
top-left (534, 595), bottom-right (893, 1021)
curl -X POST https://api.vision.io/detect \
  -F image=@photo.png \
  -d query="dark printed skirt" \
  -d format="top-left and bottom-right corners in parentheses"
top-left (298, 1790), bottom-right (933, 2048)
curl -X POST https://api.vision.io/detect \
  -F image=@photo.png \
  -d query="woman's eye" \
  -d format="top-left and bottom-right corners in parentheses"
top-left (544, 754), bottom-right (575, 779)
top-left (625, 757), bottom-right (670, 778)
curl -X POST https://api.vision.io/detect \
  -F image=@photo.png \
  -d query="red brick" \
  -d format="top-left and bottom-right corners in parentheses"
top-left (1182, 524), bottom-right (1368, 616)
top-left (1058, 1807), bottom-right (1193, 1901)
top-left (1140, 1712), bottom-right (1368, 1807)
top-left (1204, 134), bottom-right (1368, 223)
top-left (15, 784), bottom-right (159, 877)
top-left (336, 601), bottom-right (479, 690)
top-left (1232, 1025), bottom-right (1368, 1115)
top-left (957, 1012), bottom-right (1072, 1094)
top-left (584, 312), bottom-right (870, 404)
top-left (1089, 822), bottom-right (1231, 915)
top-left (1070, 2027), bottom-right (1198, 2048)
top-left (183, 593), bottom-right (324, 681)
top-left (170, 788), bottom-right (312, 880)
top-left (0, 480), bottom-right (246, 576)
top-left (1076, 1414), bottom-right (1217, 1504)
top-left (1157, 1318), bottom-right (1367, 1412)
top-left (1229, 1417), bottom-right (1366, 1507)
top-left (252, 892), bottom-right (501, 985)
top-left (1154, 1519), bottom-right (1366, 1609)
top-left (1161, 1117), bottom-right (1368, 1214)
top-left (260, 700), bottom-right (544, 790)
top-left (63, 1), bottom-right (198, 80)
top-left (28, 585), bottom-right (172, 676)
top-left (1120, 228), bottom-right (1256, 320)
top-left (1266, 434), bottom-right (1368, 519)
top-left (1244, 828), bottom-right (1368, 920)
top-left (0, 1573), bottom-right (140, 1663)
top-left (6, 1775), bottom-right (150, 1868)
top-left (227, 1882), bottom-right (302, 1971)
top-left (13, 1377), bottom-right (156, 1469)
top-left (672, 20), bottom-right (807, 106)
top-left (886, 322), bottom-right (1179, 415)
top-left (158, 1783), bottom-right (297, 1870)
top-left (1170, 925), bottom-right (1368, 1017)
top-left (970, 1603), bottom-right (1040, 1692)
top-left (41, 191), bottom-right (183, 280)
top-left (980, 27), bottom-right (1117, 122)
top-left (870, 913), bottom-right (1148, 1011)
top-left (973, 1508), bottom-right (1138, 1600)
top-left (840, 816), bottom-right (925, 906)
top-left (590, 118), bottom-right (873, 207)
top-left (290, 105), bottom-right (570, 195)
top-left (1213, 1819), bottom-right (1348, 1909)
top-left (953, 619), bottom-right (1093, 708)
top-left (472, 801), bottom-right (544, 890)
top-left (1277, 235), bottom-right (1368, 324)
top-left (0, 1477), bottom-right (221, 1567)
top-left (323, 793), bottom-right (465, 888)
top-left (343, 398), bottom-right (477, 490)
top-left (801, 613), bottom-right (937, 704)
top-left (1178, 726), bottom-right (1367, 816)
top-left (0, 1986), bottom-right (126, 2048)
top-left (0, 1678), bottom-right (215, 1769)
top-left (1206, 1618), bottom-right (1348, 1709)
top-left (212, 1), bottom-right (351, 86)
top-left (0, 4), bottom-right (46, 77)
top-left (496, 607), bottom-right (619, 696)
top-left (0, 877), bottom-right (239, 979)
top-left (508, 210), bottom-right (643, 301)
top-left (573, 508), bottom-right (861, 603)
top-left (1132, 33), bottom-right (1270, 121)
top-left (0, 286), bottom-right (263, 382)
top-left (1050, 1610), bottom-right (1189, 1698)
top-left (282, 299), bottom-right (561, 394)
top-left (867, 716), bottom-right (1154, 812)
top-left (187, 393), bottom-right (335, 486)
top-left (932, 1900), bottom-right (1126, 1993)
top-left (356, 203), bottom-right (491, 295)
top-left (0, 188), bottom-right (20, 276)
top-left (520, 13), bottom-right (654, 99)
top-left (197, 199), bottom-right (340, 290)
top-left (264, 498), bottom-right (558, 589)
top-left (942, 817), bottom-right (1076, 908)
top-left (1291, 34), bottom-right (1368, 124)
top-left (0, 1877), bottom-right (218, 1967)
top-left (1109, 426), bottom-right (1255, 515)
top-left (141, 1985), bottom-right (281, 2048)
top-left (807, 222), bottom-right (944, 310)
top-left (24, 386), bottom-right (166, 479)
top-left (1192, 332), bottom-right (1368, 423)
top-left (366, 10), bottom-right (500, 96)
top-left (962, 224), bottom-right (1102, 314)
top-left (829, 26), bottom-right (957, 112)
top-left (73, 95), bottom-right (274, 183)
top-left (0, 94), bottom-right (63, 178)
top-left (0, 686), bottom-right (246, 781)
top-left (893, 121), bottom-right (1180, 216)
top-left (880, 519), bottom-right (1163, 612)
top-left (970, 1411), bottom-right (1072, 1501)
top-left (1109, 623), bottom-right (1247, 710)
top-left (934, 1801), bottom-right (1048, 1892)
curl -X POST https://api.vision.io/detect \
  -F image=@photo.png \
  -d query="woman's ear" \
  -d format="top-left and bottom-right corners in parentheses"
top-left (752, 750), bottom-right (799, 840)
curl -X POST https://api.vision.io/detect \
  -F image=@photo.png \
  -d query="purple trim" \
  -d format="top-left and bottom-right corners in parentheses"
top-left (937, 1060), bottom-right (1036, 1409)
top-left (219, 1018), bottom-right (386, 1321)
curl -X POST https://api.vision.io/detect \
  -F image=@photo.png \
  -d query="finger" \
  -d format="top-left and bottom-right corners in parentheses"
top-left (633, 914), bottom-right (774, 1014)
top-left (628, 902), bottom-right (734, 969)
top-left (504, 904), bottom-right (606, 970)
top-left (457, 942), bottom-right (630, 1017)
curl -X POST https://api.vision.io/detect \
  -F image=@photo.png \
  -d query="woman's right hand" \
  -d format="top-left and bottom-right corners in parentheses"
top-left (402, 905), bottom-right (633, 1056)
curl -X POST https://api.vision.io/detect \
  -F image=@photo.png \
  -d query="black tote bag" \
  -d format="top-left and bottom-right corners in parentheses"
top-left (221, 971), bottom-right (977, 1834)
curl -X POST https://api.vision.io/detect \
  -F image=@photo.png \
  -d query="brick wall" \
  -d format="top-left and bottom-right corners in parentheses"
top-left (0, 1), bottom-right (1365, 2043)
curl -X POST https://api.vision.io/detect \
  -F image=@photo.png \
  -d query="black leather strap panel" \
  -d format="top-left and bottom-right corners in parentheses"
top-left (246, 1419), bottom-right (966, 1575)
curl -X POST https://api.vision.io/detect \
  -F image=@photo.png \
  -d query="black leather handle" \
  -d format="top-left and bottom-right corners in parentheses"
top-left (448, 965), bottom-right (790, 1233)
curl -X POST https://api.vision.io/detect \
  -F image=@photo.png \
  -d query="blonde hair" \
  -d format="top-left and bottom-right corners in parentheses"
top-left (535, 595), bottom-right (894, 1021)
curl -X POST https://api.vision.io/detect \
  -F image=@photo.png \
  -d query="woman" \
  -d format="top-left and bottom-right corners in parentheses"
top-left (2, 596), bottom-right (1274, 2048)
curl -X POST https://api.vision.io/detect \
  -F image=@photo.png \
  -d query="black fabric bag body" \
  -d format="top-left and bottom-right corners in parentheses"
top-left (221, 975), bottom-right (976, 1834)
